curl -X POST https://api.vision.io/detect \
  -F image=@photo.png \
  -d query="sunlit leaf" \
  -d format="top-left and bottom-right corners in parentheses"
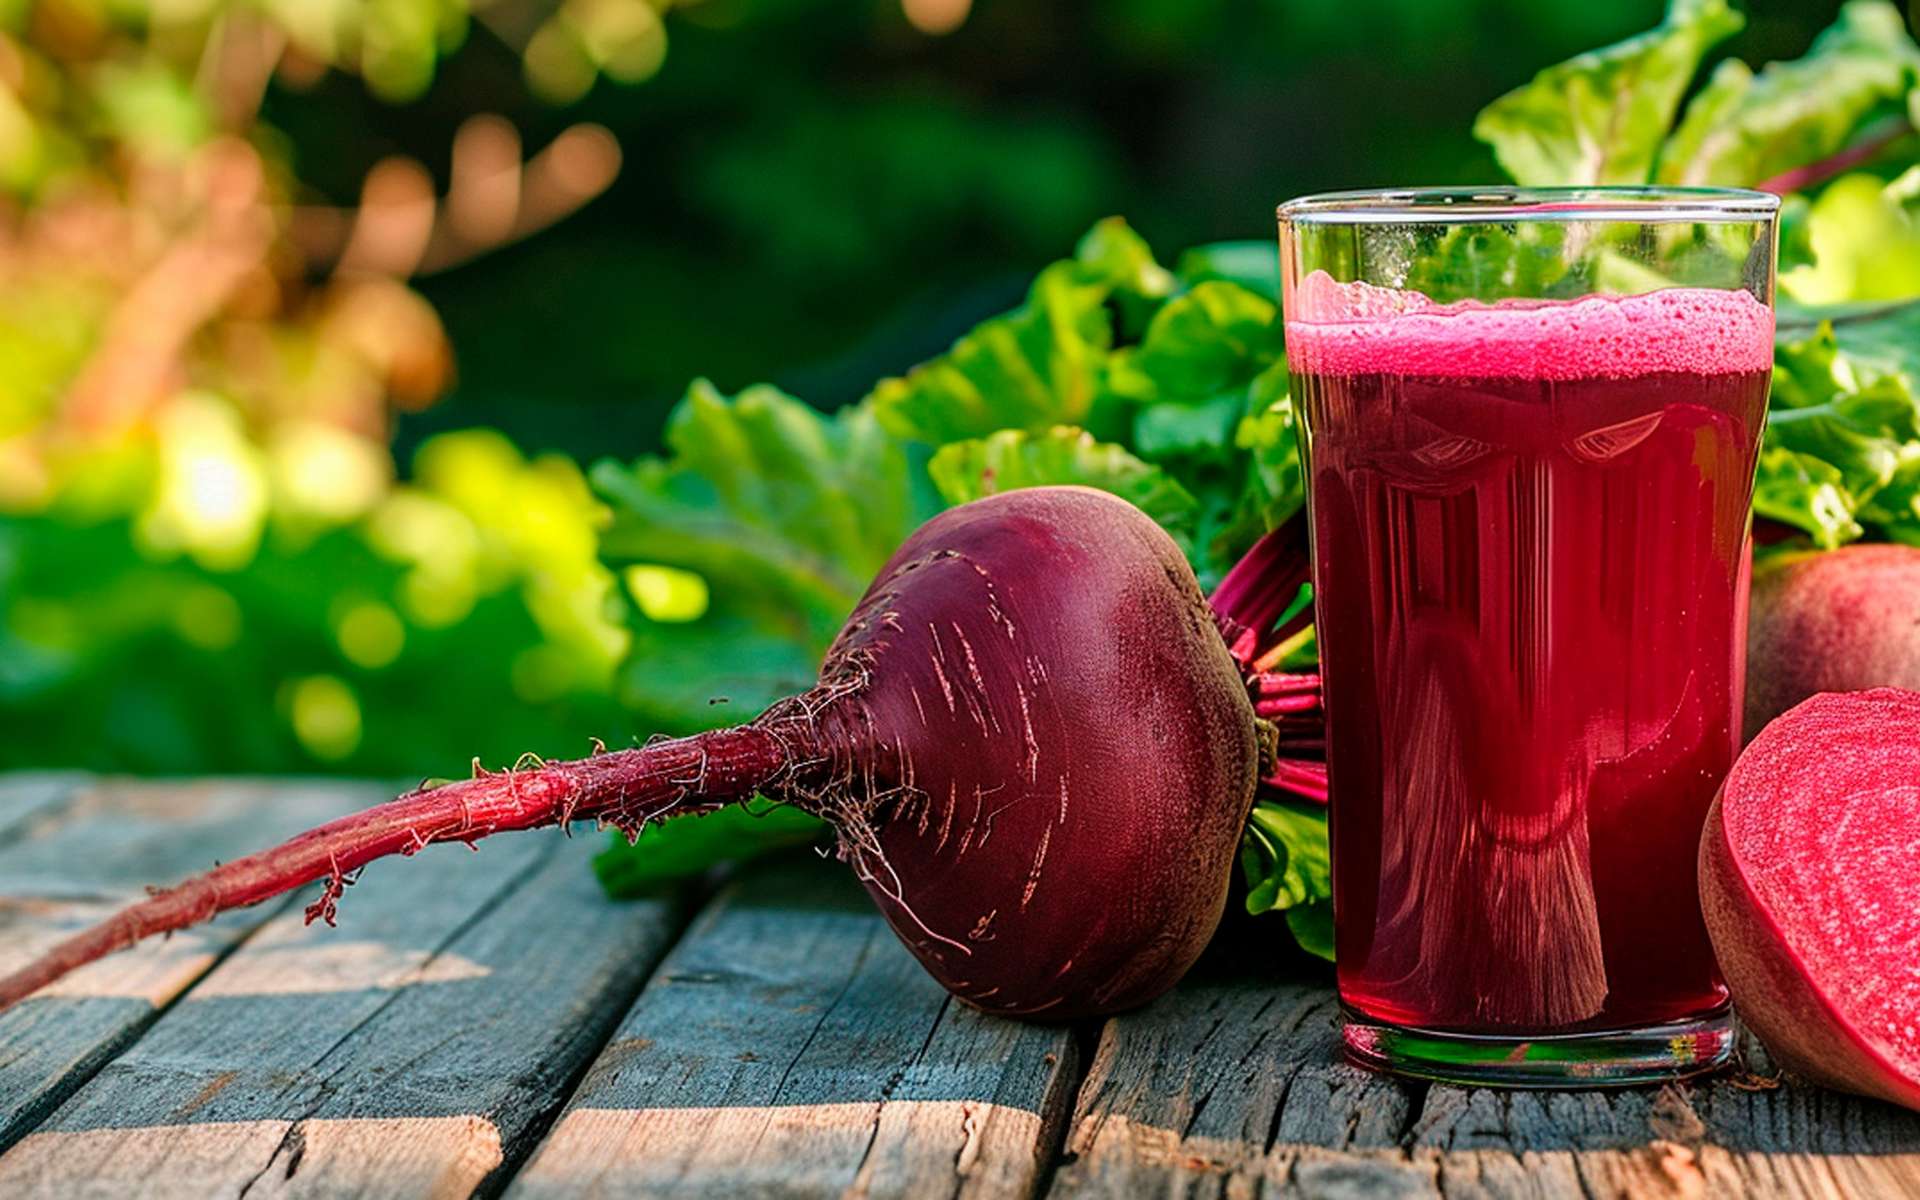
top-left (595, 380), bottom-right (930, 643)
top-left (928, 426), bottom-right (1199, 540)
top-left (1781, 173), bottom-right (1920, 304)
top-left (1112, 281), bottom-right (1282, 403)
top-left (1473, 0), bottom-right (1743, 186)
top-left (1757, 319), bottom-right (1920, 546)
top-left (866, 218), bottom-right (1174, 444)
top-left (1657, 0), bottom-right (1920, 187)
top-left (1174, 241), bottom-right (1280, 301)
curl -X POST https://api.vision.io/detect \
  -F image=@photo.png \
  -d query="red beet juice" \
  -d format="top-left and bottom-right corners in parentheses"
top-left (1288, 274), bottom-right (1773, 1034)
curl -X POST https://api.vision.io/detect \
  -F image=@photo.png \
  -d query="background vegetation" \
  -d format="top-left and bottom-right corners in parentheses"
top-left (0, 0), bottom-right (1858, 779)
top-left (8, 0), bottom-right (1917, 955)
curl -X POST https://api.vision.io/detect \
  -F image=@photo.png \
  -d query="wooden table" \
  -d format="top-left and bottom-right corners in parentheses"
top-left (1, 774), bottom-right (1916, 1199)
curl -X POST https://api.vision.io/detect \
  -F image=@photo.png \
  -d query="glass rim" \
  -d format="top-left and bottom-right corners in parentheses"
top-left (1277, 185), bottom-right (1780, 226)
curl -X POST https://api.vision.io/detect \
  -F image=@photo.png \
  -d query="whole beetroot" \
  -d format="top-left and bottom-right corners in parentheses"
top-left (1745, 544), bottom-right (1920, 742)
top-left (0, 487), bottom-right (1260, 1020)
top-left (1701, 688), bottom-right (1920, 1111)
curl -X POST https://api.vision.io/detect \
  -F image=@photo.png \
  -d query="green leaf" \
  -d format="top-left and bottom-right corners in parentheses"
top-left (1654, 57), bottom-right (1754, 182)
top-left (1473, 0), bottom-right (1743, 186)
top-left (1239, 363), bottom-right (1301, 489)
top-left (1200, 360), bottom-right (1305, 575)
top-left (869, 219), bottom-right (1176, 444)
top-left (927, 427), bottom-right (1200, 538)
top-left (1285, 902), bottom-right (1336, 963)
top-left (1757, 319), bottom-right (1920, 546)
top-left (1132, 392), bottom-right (1244, 464)
top-left (1399, 223), bottom-right (1574, 304)
top-left (590, 379), bottom-right (930, 683)
top-left (1860, 455), bottom-right (1920, 541)
top-left (1657, 0), bottom-right (1920, 187)
top-left (1240, 799), bottom-right (1332, 922)
top-left (1074, 215), bottom-right (1179, 305)
top-left (1174, 241), bottom-right (1280, 301)
top-left (594, 803), bottom-right (826, 896)
top-left (868, 261), bottom-right (1117, 444)
top-left (617, 611), bottom-right (824, 727)
top-left (1779, 296), bottom-right (1920, 379)
top-left (1753, 447), bottom-right (1863, 548)
top-left (1113, 281), bottom-right (1283, 403)
top-left (1781, 173), bottom-right (1920, 304)
top-left (595, 381), bottom-right (929, 645)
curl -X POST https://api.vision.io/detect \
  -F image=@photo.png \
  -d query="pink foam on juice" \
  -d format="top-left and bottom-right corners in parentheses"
top-left (1284, 270), bottom-right (1774, 379)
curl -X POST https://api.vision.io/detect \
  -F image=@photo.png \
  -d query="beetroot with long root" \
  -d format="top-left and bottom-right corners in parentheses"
top-left (1701, 688), bottom-right (1920, 1111)
top-left (0, 486), bottom-right (1267, 1020)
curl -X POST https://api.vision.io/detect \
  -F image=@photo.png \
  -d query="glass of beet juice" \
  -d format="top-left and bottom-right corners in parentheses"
top-left (1277, 188), bottom-right (1778, 1086)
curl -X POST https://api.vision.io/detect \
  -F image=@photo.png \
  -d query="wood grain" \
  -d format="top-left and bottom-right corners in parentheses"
top-left (0, 780), bottom-right (688, 1199)
top-left (1051, 937), bottom-right (1920, 1200)
top-left (0, 778), bottom-right (361, 1153)
top-left (1049, 936), bottom-right (1428, 1200)
top-left (1410, 1069), bottom-right (1920, 1198)
top-left (0, 773), bottom-right (82, 848)
top-left (7, 774), bottom-right (1920, 1199)
top-left (506, 858), bottom-right (1080, 1199)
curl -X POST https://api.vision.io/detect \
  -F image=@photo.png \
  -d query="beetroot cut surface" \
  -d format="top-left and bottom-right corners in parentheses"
top-left (1701, 688), bottom-right (1920, 1110)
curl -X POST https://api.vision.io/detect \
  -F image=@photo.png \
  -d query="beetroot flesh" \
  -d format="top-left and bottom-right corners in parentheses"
top-left (0, 486), bottom-right (1259, 1020)
top-left (1700, 688), bottom-right (1920, 1111)
top-left (1745, 545), bottom-right (1920, 742)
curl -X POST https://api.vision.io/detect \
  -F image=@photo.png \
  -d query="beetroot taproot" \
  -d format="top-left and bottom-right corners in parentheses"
top-left (0, 486), bottom-right (1262, 1020)
top-left (1700, 688), bottom-right (1920, 1111)
top-left (1746, 544), bottom-right (1920, 742)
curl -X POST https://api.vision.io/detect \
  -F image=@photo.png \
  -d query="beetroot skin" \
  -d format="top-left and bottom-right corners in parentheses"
top-left (1700, 688), bottom-right (1920, 1110)
top-left (0, 486), bottom-right (1260, 1020)
top-left (1746, 545), bottom-right (1920, 742)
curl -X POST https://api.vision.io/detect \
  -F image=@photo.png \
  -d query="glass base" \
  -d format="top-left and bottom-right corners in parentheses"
top-left (1342, 1006), bottom-right (1734, 1088)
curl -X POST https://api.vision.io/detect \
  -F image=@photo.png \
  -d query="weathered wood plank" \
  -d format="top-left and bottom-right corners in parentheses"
top-left (1050, 911), bottom-right (1920, 1200)
top-left (0, 773), bottom-right (84, 848)
top-left (0, 777), bottom-right (362, 1153)
top-left (1047, 931), bottom-right (1430, 1200)
top-left (0, 802), bottom-right (689, 1199)
top-left (1413, 1051), bottom-right (1920, 1199)
top-left (506, 858), bottom-right (1080, 1199)
top-left (1412, 1083), bottom-right (1731, 1198)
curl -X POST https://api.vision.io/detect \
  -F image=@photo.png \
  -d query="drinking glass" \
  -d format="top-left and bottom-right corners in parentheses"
top-left (1277, 187), bottom-right (1778, 1085)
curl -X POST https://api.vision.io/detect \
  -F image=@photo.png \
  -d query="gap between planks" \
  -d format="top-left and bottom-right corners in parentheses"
top-left (21, 776), bottom-right (1909, 1199)
top-left (504, 857), bottom-right (1088, 1200)
top-left (0, 775), bottom-right (1103, 1198)
top-left (1044, 915), bottom-right (1920, 1200)
top-left (0, 774), bottom-right (704, 1198)
top-left (0, 775), bottom-right (370, 1155)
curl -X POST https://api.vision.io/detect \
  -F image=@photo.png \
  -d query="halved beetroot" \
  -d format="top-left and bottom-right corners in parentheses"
top-left (1700, 688), bottom-right (1920, 1111)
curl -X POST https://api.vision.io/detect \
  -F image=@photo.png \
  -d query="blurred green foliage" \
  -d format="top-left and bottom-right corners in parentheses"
top-left (0, 0), bottom-right (1912, 964)
top-left (1, 429), bottom-right (631, 772)
top-left (0, 0), bottom-right (1909, 807)
top-left (405, 0), bottom-right (1810, 454)
top-left (0, 0), bottom-right (643, 771)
